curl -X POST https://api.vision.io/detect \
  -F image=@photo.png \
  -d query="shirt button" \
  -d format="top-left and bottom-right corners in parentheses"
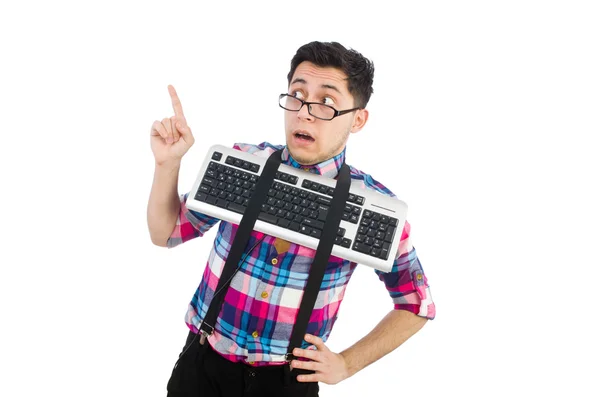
top-left (271, 258), bottom-right (278, 265)
top-left (416, 274), bottom-right (423, 280)
top-left (252, 331), bottom-right (259, 338)
top-left (249, 361), bottom-right (255, 365)
top-left (261, 291), bottom-right (269, 299)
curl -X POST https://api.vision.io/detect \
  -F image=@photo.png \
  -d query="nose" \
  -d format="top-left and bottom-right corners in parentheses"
top-left (297, 103), bottom-right (314, 121)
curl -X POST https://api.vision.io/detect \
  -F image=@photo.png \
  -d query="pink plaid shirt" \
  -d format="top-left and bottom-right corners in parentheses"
top-left (167, 142), bottom-right (435, 366)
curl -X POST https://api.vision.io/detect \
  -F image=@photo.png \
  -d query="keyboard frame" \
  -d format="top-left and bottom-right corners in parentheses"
top-left (185, 144), bottom-right (408, 272)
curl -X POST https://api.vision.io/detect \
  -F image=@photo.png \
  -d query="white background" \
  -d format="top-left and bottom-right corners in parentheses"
top-left (1, 1), bottom-right (599, 396)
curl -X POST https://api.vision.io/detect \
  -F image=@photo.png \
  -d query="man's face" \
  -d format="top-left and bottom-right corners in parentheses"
top-left (284, 61), bottom-right (368, 165)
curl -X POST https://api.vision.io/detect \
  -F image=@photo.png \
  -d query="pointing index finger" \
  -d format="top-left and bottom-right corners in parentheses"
top-left (168, 85), bottom-right (185, 117)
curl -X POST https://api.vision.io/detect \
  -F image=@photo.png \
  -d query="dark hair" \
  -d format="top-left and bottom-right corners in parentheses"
top-left (287, 41), bottom-right (375, 109)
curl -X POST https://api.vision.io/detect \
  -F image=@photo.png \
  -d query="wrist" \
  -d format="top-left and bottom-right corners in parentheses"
top-left (155, 159), bottom-right (181, 172)
top-left (338, 351), bottom-right (354, 379)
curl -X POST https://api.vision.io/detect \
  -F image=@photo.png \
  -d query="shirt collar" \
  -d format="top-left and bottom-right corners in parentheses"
top-left (281, 146), bottom-right (346, 179)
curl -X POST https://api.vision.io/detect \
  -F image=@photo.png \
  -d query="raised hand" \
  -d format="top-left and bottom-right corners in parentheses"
top-left (150, 85), bottom-right (195, 165)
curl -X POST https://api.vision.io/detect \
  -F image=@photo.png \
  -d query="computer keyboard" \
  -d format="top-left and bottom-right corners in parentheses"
top-left (185, 145), bottom-right (408, 272)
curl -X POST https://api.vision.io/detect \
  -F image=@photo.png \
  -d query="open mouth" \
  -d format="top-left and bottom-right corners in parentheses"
top-left (294, 132), bottom-right (315, 142)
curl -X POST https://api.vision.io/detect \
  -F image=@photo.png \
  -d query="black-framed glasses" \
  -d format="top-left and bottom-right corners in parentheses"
top-left (278, 94), bottom-right (360, 121)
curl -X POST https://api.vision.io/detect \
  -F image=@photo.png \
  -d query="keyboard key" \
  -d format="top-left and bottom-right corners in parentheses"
top-left (352, 242), bottom-right (371, 254)
top-left (380, 246), bottom-right (390, 260)
top-left (316, 196), bottom-right (331, 206)
top-left (277, 218), bottom-right (290, 228)
top-left (228, 202), bottom-right (246, 214)
top-left (299, 225), bottom-right (312, 235)
top-left (258, 212), bottom-right (278, 224)
top-left (317, 210), bottom-right (328, 222)
top-left (302, 218), bottom-right (324, 230)
top-left (384, 231), bottom-right (394, 243)
top-left (202, 177), bottom-right (216, 187)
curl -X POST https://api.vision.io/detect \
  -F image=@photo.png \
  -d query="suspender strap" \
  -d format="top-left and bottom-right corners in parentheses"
top-left (199, 149), bottom-right (283, 340)
top-left (285, 162), bottom-right (351, 362)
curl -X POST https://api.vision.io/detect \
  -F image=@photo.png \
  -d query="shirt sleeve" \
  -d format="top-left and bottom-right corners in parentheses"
top-left (374, 220), bottom-right (436, 319)
top-left (166, 192), bottom-right (221, 248)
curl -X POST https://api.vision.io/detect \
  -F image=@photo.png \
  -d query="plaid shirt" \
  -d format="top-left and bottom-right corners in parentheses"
top-left (167, 142), bottom-right (435, 366)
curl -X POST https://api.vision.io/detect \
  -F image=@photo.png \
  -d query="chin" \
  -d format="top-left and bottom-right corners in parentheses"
top-left (288, 147), bottom-right (315, 165)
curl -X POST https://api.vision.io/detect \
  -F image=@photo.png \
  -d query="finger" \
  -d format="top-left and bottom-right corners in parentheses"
top-left (293, 347), bottom-right (319, 361)
top-left (168, 85), bottom-right (185, 118)
top-left (291, 360), bottom-right (319, 371)
top-left (170, 117), bottom-right (180, 142)
top-left (161, 117), bottom-right (173, 144)
top-left (151, 120), bottom-right (167, 139)
top-left (297, 373), bottom-right (320, 383)
top-left (304, 334), bottom-right (328, 351)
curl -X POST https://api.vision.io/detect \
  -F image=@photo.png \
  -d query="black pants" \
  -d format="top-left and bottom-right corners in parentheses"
top-left (167, 331), bottom-right (319, 397)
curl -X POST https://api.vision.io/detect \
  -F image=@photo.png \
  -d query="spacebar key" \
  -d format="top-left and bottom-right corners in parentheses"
top-left (258, 212), bottom-right (278, 224)
top-left (228, 202), bottom-right (246, 214)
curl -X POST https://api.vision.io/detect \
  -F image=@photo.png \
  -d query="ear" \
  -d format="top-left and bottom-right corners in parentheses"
top-left (350, 109), bottom-right (369, 134)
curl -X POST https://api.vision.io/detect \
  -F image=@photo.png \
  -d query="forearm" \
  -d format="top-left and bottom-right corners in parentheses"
top-left (147, 161), bottom-right (182, 246)
top-left (340, 310), bottom-right (428, 378)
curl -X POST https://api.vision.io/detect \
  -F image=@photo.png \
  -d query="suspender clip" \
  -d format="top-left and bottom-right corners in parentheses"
top-left (199, 323), bottom-right (214, 345)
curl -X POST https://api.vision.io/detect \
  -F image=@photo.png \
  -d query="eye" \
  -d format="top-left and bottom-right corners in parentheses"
top-left (322, 97), bottom-right (334, 105)
top-left (291, 90), bottom-right (305, 100)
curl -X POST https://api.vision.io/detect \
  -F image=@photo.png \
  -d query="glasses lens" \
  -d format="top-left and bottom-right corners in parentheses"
top-left (278, 95), bottom-right (335, 120)
top-left (280, 95), bottom-right (302, 111)
top-left (308, 104), bottom-right (335, 120)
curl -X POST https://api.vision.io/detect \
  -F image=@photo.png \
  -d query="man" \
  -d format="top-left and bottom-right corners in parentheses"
top-left (148, 41), bottom-right (435, 397)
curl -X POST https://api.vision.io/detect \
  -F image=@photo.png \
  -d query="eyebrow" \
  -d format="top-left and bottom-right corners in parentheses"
top-left (291, 78), bottom-right (342, 94)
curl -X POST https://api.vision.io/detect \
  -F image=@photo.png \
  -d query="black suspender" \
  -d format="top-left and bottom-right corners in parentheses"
top-left (285, 162), bottom-right (350, 361)
top-left (199, 149), bottom-right (283, 344)
top-left (198, 149), bottom-right (351, 366)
